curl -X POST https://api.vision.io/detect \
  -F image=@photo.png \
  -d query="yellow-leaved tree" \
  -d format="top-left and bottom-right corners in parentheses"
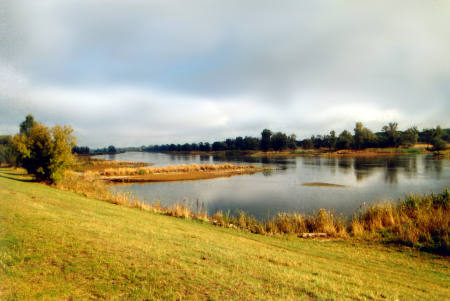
top-left (11, 115), bottom-right (76, 182)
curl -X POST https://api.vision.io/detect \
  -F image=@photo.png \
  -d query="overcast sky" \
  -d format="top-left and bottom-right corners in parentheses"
top-left (1, 0), bottom-right (449, 147)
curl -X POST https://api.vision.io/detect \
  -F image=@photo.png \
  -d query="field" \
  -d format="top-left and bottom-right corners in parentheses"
top-left (0, 167), bottom-right (449, 300)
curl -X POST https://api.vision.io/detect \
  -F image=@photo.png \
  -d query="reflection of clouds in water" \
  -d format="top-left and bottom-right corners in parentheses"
top-left (109, 152), bottom-right (450, 219)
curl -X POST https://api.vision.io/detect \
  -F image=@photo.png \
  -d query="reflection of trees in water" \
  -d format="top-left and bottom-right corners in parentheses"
top-left (424, 157), bottom-right (443, 175)
top-left (337, 158), bottom-right (352, 174)
top-left (352, 158), bottom-right (382, 182)
top-left (199, 155), bottom-right (211, 162)
top-left (302, 157), bottom-right (322, 168)
top-left (334, 156), bottom-right (421, 183)
top-left (383, 156), bottom-right (418, 184)
top-left (323, 158), bottom-right (337, 175)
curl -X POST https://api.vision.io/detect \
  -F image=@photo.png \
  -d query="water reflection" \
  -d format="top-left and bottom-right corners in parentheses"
top-left (96, 152), bottom-right (450, 219)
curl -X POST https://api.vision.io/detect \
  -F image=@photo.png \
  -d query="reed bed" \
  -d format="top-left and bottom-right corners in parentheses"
top-left (101, 163), bottom-right (258, 176)
top-left (72, 156), bottom-right (150, 172)
top-left (56, 170), bottom-right (449, 254)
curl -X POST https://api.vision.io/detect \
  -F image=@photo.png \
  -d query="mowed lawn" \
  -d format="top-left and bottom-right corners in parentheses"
top-left (0, 168), bottom-right (448, 300)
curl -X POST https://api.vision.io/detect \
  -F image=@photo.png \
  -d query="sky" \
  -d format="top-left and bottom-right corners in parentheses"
top-left (1, 0), bottom-right (449, 147)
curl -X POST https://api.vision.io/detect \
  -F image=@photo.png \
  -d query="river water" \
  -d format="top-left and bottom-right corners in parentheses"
top-left (94, 152), bottom-right (449, 219)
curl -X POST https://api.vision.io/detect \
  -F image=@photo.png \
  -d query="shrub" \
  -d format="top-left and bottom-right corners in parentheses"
top-left (11, 118), bottom-right (76, 182)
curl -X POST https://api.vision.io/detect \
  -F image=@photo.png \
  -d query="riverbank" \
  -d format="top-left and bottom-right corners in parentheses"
top-left (1, 168), bottom-right (448, 299)
top-left (158, 144), bottom-right (449, 158)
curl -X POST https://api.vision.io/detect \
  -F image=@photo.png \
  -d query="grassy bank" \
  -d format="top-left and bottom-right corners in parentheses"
top-left (1, 167), bottom-right (449, 300)
top-left (57, 166), bottom-right (449, 254)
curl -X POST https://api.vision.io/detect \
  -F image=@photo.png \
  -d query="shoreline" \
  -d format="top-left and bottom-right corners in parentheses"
top-left (142, 144), bottom-right (448, 158)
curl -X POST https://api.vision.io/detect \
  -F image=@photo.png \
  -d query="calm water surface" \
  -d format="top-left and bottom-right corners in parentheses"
top-left (95, 152), bottom-right (450, 219)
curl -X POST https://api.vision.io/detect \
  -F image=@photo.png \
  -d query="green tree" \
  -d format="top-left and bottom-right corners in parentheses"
top-left (11, 119), bottom-right (76, 182)
top-left (19, 114), bottom-right (35, 136)
top-left (353, 122), bottom-right (364, 149)
top-left (270, 132), bottom-right (288, 151)
top-left (400, 127), bottom-right (418, 147)
top-left (382, 122), bottom-right (401, 147)
top-left (336, 130), bottom-right (354, 150)
top-left (430, 126), bottom-right (447, 152)
top-left (287, 134), bottom-right (297, 149)
top-left (261, 129), bottom-right (272, 151)
top-left (326, 130), bottom-right (337, 150)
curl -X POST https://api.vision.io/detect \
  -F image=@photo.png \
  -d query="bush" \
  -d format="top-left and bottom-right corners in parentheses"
top-left (11, 120), bottom-right (76, 182)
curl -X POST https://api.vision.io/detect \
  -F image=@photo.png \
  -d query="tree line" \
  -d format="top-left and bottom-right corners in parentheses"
top-left (143, 122), bottom-right (448, 153)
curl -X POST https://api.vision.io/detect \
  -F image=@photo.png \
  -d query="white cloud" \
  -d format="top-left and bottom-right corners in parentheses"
top-left (1, 0), bottom-right (449, 145)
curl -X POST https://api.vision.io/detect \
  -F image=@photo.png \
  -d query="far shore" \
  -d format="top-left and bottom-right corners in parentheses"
top-left (145, 144), bottom-right (449, 158)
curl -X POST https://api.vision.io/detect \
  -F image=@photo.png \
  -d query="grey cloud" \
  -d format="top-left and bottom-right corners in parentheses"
top-left (0, 0), bottom-right (449, 146)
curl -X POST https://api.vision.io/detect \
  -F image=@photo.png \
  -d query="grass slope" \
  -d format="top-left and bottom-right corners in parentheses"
top-left (0, 168), bottom-right (449, 300)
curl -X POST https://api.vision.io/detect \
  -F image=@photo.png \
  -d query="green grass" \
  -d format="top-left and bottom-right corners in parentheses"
top-left (0, 168), bottom-right (449, 300)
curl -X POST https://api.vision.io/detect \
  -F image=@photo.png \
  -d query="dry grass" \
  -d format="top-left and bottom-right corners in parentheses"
top-left (56, 170), bottom-right (211, 221)
top-left (96, 163), bottom-right (268, 182)
top-left (101, 163), bottom-right (259, 176)
top-left (354, 190), bottom-right (450, 252)
top-left (71, 156), bottom-right (150, 172)
top-left (57, 168), bottom-right (449, 254)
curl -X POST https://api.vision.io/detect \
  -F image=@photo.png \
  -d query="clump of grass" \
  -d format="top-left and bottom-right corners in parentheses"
top-left (353, 190), bottom-right (449, 253)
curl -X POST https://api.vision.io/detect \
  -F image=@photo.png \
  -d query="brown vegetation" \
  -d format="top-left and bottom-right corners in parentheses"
top-left (72, 156), bottom-right (151, 172)
top-left (56, 168), bottom-right (449, 254)
top-left (98, 163), bottom-right (269, 182)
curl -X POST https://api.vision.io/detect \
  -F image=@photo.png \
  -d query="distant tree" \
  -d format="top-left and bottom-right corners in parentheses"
top-left (311, 135), bottom-right (325, 149)
top-left (400, 127), bottom-right (418, 147)
top-left (107, 145), bottom-right (117, 153)
top-left (72, 146), bottom-right (90, 154)
top-left (0, 135), bottom-right (11, 145)
top-left (382, 122), bottom-right (401, 147)
top-left (336, 130), bottom-right (354, 150)
top-left (430, 126), bottom-right (447, 152)
top-left (301, 139), bottom-right (314, 149)
top-left (0, 144), bottom-right (17, 166)
top-left (353, 122), bottom-right (365, 149)
top-left (235, 136), bottom-right (244, 150)
top-left (287, 134), bottom-right (297, 149)
top-left (225, 138), bottom-right (235, 150)
top-left (19, 114), bottom-right (35, 136)
top-left (0, 135), bottom-right (17, 166)
top-left (212, 141), bottom-right (227, 151)
top-left (181, 143), bottom-right (191, 152)
top-left (261, 129), bottom-right (272, 151)
top-left (11, 119), bottom-right (76, 182)
top-left (324, 130), bottom-right (337, 150)
top-left (270, 132), bottom-right (288, 151)
top-left (353, 122), bottom-right (377, 149)
top-left (243, 136), bottom-right (260, 150)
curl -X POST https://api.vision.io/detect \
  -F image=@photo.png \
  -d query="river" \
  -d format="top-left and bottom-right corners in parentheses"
top-left (94, 152), bottom-right (450, 219)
